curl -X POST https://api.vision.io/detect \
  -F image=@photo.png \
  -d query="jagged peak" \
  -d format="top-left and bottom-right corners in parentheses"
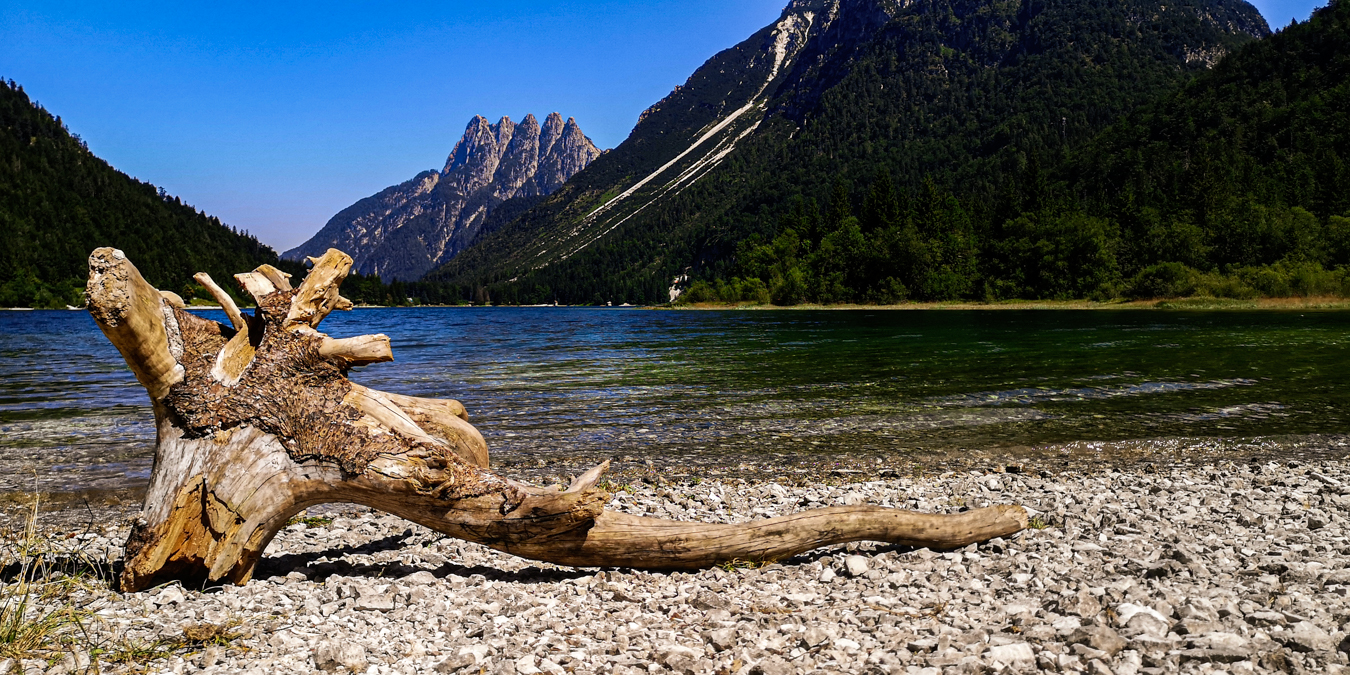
top-left (444, 112), bottom-right (598, 174)
top-left (492, 116), bottom-right (516, 148)
top-left (541, 112), bottom-right (565, 137)
top-left (445, 116), bottom-right (499, 172)
top-left (539, 113), bottom-right (565, 156)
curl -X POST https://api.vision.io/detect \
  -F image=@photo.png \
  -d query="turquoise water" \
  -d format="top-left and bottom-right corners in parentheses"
top-left (2, 307), bottom-right (1349, 491)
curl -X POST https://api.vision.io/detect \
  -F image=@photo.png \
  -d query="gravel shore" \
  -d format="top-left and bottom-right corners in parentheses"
top-left (5, 457), bottom-right (1350, 674)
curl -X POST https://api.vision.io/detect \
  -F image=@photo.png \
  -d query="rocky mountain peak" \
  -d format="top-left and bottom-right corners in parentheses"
top-left (284, 113), bottom-right (601, 281)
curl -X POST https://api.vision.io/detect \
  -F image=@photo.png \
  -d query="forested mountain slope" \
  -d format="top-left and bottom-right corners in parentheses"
top-left (0, 80), bottom-right (285, 308)
top-left (1046, 0), bottom-right (1350, 298)
top-left (427, 0), bottom-right (1269, 305)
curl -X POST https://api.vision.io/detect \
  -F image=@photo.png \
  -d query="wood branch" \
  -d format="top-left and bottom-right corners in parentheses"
top-left (342, 383), bottom-right (443, 445)
top-left (286, 249), bottom-right (352, 331)
top-left (159, 290), bottom-right (187, 309)
top-left (502, 505), bottom-right (1028, 569)
top-left (233, 272), bottom-right (277, 308)
top-left (86, 249), bottom-right (1028, 592)
top-left (86, 248), bottom-right (183, 400)
top-left (374, 391), bottom-right (487, 467)
top-left (192, 272), bottom-right (247, 332)
top-left (253, 264), bottom-right (293, 292)
top-left (319, 334), bottom-right (393, 367)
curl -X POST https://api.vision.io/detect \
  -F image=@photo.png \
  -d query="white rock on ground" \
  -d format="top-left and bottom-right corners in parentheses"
top-left (7, 458), bottom-right (1350, 674)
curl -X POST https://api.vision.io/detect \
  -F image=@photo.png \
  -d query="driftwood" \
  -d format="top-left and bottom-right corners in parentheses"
top-left (85, 247), bottom-right (1028, 592)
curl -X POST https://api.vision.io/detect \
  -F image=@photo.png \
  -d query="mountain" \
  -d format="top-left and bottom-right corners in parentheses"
top-left (1052, 0), bottom-right (1350, 295)
top-left (425, 0), bottom-right (1270, 305)
top-left (284, 113), bottom-right (601, 281)
top-left (0, 79), bottom-right (286, 308)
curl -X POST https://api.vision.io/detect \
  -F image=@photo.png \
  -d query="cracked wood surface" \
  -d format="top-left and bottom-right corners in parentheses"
top-left (85, 247), bottom-right (1027, 592)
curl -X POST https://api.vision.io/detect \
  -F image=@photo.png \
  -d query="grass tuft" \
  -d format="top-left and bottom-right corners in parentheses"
top-left (284, 515), bottom-right (334, 528)
top-left (717, 557), bottom-right (777, 572)
top-left (181, 619), bottom-right (244, 647)
top-left (0, 494), bottom-right (95, 660)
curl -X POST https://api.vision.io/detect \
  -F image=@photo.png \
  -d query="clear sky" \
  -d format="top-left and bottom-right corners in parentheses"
top-left (0, 1), bottom-right (1328, 253)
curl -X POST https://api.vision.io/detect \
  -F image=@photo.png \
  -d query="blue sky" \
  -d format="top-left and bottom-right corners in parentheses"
top-left (0, 1), bottom-right (1328, 252)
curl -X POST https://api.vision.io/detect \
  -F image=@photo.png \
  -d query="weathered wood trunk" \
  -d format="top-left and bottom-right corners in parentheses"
top-left (85, 248), bottom-right (1027, 592)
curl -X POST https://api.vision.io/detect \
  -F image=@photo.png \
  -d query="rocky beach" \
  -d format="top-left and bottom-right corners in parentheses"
top-left (4, 453), bottom-right (1349, 675)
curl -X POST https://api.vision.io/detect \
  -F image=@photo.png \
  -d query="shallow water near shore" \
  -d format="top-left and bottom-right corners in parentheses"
top-left (3, 307), bottom-right (1350, 494)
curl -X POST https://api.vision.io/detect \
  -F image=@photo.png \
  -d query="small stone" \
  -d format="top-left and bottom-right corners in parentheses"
top-left (1324, 569), bottom-right (1350, 587)
top-left (708, 627), bottom-right (737, 652)
top-left (1281, 621), bottom-right (1333, 652)
top-left (907, 638), bottom-right (937, 653)
top-left (986, 642), bottom-right (1035, 666)
top-left (435, 652), bottom-right (477, 673)
top-left (1116, 603), bottom-right (1170, 637)
top-left (690, 591), bottom-right (727, 610)
top-left (1246, 610), bottom-right (1287, 627)
top-left (1174, 619), bottom-right (1222, 635)
top-left (1177, 648), bottom-right (1251, 664)
top-left (844, 555), bottom-right (869, 576)
top-left (514, 654), bottom-right (541, 675)
top-left (1065, 589), bottom-right (1103, 618)
top-left (834, 637), bottom-right (861, 652)
top-left (1117, 650), bottom-right (1142, 675)
top-left (1129, 634), bottom-right (1181, 657)
top-left (1198, 633), bottom-right (1248, 650)
top-left (656, 645), bottom-right (700, 674)
top-left (1073, 643), bottom-right (1110, 660)
top-left (818, 568), bottom-right (836, 583)
top-left (803, 626), bottom-right (831, 648)
top-left (154, 585), bottom-right (186, 605)
top-left (750, 657), bottom-right (793, 675)
top-left (196, 646), bottom-right (222, 669)
top-left (1069, 625), bottom-right (1127, 656)
top-left (1177, 598), bottom-right (1219, 622)
top-left (404, 570), bottom-right (438, 585)
top-left (355, 587), bottom-right (395, 612)
top-left (1052, 615), bottom-right (1083, 636)
top-left (1088, 658), bottom-right (1115, 675)
top-left (57, 652), bottom-right (90, 673)
top-left (315, 640), bottom-right (367, 673)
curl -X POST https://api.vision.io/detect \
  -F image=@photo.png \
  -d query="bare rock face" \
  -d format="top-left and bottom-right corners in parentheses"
top-left (285, 113), bottom-right (601, 281)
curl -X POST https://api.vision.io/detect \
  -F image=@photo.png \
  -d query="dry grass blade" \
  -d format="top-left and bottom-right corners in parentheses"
top-left (181, 619), bottom-right (243, 646)
top-left (0, 494), bottom-right (93, 660)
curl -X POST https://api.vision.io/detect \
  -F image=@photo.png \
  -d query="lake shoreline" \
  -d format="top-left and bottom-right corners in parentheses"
top-left (670, 295), bottom-right (1350, 311)
top-left (9, 432), bottom-right (1349, 529)
top-left (6, 457), bottom-right (1347, 674)
top-left (8, 295), bottom-right (1350, 311)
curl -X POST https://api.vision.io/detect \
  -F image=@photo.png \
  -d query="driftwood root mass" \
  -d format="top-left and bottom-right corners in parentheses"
top-left (84, 247), bottom-right (1028, 592)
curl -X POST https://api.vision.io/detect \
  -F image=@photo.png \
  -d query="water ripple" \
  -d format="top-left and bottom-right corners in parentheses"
top-left (3, 307), bottom-right (1350, 492)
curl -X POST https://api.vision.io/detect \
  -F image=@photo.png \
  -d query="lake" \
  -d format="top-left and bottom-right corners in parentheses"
top-left (3, 307), bottom-right (1349, 493)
